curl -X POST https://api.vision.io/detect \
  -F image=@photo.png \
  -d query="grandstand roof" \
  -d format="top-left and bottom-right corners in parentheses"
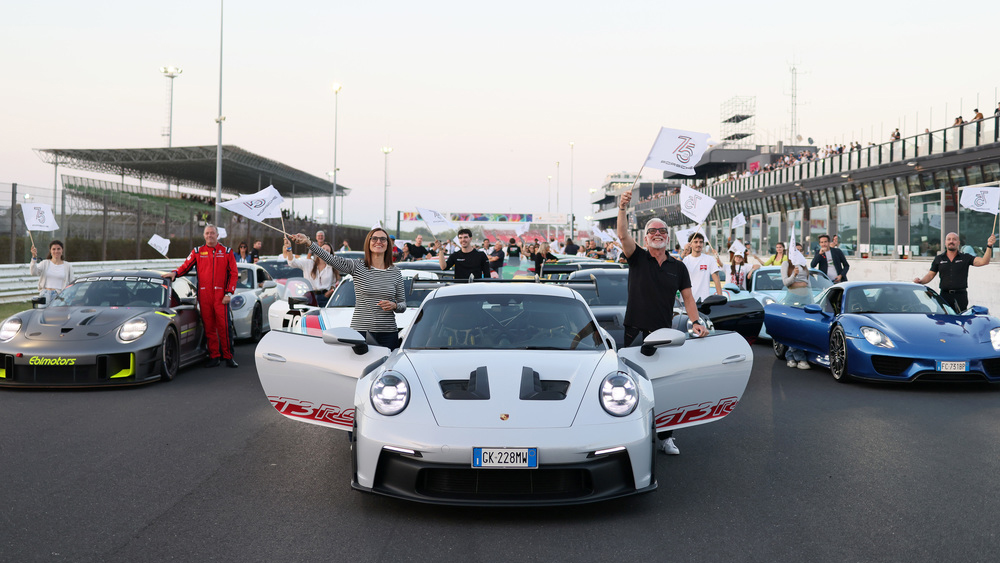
top-left (34, 145), bottom-right (348, 199)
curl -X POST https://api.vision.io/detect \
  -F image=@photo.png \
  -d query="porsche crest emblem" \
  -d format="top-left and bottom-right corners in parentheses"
top-left (500, 413), bottom-right (509, 421)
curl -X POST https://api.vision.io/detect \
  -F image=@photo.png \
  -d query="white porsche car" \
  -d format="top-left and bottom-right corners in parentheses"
top-left (255, 282), bottom-right (753, 505)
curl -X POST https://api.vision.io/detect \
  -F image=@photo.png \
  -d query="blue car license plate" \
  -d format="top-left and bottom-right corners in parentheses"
top-left (937, 361), bottom-right (967, 372)
top-left (473, 448), bottom-right (537, 468)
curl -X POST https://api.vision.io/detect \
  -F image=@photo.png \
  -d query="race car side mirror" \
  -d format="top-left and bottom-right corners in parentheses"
top-left (322, 327), bottom-right (369, 355)
top-left (641, 328), bottom-right (686, 356)
top-left (31, 296), bottom-right (46, 309)
top-left (970, 305), bottom-right (989, 315)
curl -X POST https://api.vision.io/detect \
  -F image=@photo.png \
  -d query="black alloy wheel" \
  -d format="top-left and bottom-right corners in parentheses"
top-left (160, 330), bottom-right (179, 382)
top-left (829, 326), bottom-right (851, 383)
top-left (772, 339), bottom-right (788, 359)
top-left (250, 305), bottom-right (263, 342)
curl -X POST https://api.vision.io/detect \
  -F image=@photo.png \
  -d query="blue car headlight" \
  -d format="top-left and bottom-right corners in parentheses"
top-left (229, 294), bottom-right (246, 310)
top-left (990, 328), bottom-right (1000, 351)
top-left (860, 326), bottom-right (894, 349)
top-left (371, 371), bottom-right (409, 416)
top-left (600, 372), bottom-right (638, 417)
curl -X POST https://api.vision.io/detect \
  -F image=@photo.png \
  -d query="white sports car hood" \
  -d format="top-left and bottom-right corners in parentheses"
top-left (399, 349), bottom-right (613, 429)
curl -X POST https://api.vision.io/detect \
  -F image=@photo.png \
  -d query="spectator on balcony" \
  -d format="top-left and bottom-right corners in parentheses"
top-left (973, 109), bottom-right (985, 121)
top-left (954, 117), bottom-right (966, 126)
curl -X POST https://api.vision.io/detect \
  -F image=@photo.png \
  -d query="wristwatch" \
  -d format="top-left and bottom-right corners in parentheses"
top-left (691, 319), bottom-right (703, 326)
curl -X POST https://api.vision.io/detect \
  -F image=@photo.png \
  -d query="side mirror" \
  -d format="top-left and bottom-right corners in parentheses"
top-left (699, 294), bottom-right (728, 313)
top-left (322, 327), bottom-right (370, 355)
top-left (179, 297), bottom-right (197, 307)
top-left (640, 327), bottom-right (687, 357)
top-left (803, 304), bottom-right (823, 314)
top-left (288, 296), bottom-right (308, 310)
top-left (31, 296), bottom-right (46, 309)
top-left (261, 280), bottom-right (277, 289)
top-left (970, 305), bottom-right (989, 315)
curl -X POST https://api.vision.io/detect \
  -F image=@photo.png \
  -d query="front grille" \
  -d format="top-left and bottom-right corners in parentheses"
top-left (373, 452), bottom-right (637, 503)
top-left (914, 371), bottom-right (988, 383)
top-left (982, 358), bottom-right (1000, 377)
top-left (419, 468), bottom-right (590, 496)
top-left (871, 355), bottom-right (913, 376)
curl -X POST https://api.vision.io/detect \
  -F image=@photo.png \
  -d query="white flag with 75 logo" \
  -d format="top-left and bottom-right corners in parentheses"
top-left (643, 127), bottom-right (711, 176)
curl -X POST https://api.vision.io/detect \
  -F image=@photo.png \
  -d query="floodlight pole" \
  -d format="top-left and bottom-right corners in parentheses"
top-left (331, 83), bottom-right (342, 243)
top-left (214, 0), bottom-right (225, 227)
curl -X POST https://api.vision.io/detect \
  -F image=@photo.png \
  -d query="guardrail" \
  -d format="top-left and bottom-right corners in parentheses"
top-left (0, 259), bottom-right (177, 304)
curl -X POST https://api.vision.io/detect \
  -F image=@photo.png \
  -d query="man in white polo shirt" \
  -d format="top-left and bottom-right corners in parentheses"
top-left (681, 232), bottom-right (722, 302)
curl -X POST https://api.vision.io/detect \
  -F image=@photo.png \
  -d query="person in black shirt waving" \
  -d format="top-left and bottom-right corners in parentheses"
top-left (617, 189), bottom-right (707, 457)
top-left (914, 231), bottom-right (995, 311)
top-left (439, 228), bottom-right (490, 281)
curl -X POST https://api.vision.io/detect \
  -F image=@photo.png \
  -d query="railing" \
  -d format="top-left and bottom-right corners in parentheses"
top-left (697, 117), bottom-right (1000, 199)
top-left (0, 259), bottom-right (177, 304)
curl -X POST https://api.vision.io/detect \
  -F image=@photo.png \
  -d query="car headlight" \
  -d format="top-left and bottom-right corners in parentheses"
top-left (599, 372), bottom-right (638, 417)
top-left (229, 294), bottom-right (246, 310)
top-left (860, 326), bottom-right (894, 348)
top-left (118, 318), bottom-right (148, 342)
top-left (0, 318), bottom-right (22, 342)
top-left (370, 371), bottom-right (409, 416)
top-left (762, 296), bottom-right (776, 306)
top-left (991, 328), bottom-right (1000, 351)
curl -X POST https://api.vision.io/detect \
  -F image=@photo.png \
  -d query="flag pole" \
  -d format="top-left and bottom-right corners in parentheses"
top-left (627, 166), bottom-right (646, 192)
top-left (26, 229), bottom-right (35, 251)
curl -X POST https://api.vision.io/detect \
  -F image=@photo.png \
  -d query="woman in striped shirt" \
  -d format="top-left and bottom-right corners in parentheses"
top-left (291, 228), bottom-right (405, 349)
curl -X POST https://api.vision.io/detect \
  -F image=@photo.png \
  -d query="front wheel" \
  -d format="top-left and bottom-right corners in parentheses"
top-left (250, 305), bottom-right (263, 342)
top-left (160, 330), bottom-right (179, 382)
top-left (829, 326), bottom-right (851, 383)
top-left (772, 339), bottom-right (788, 359)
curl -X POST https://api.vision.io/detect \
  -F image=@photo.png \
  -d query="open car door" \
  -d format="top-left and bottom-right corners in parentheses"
top-left (618, 330), bottom-right (752, 432)
top-left (255, 328), bottom-right (390, 432)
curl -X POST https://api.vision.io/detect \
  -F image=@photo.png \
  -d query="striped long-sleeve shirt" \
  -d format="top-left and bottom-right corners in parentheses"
top-left (310, 243), bottom-right (405, 333)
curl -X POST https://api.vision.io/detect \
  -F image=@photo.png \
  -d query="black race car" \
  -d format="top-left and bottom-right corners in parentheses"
top-left (0, 270), bottom-right (207, 388)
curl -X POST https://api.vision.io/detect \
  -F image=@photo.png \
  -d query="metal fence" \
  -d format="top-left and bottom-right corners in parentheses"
top-left (0, 180), bottom-right (372, 265)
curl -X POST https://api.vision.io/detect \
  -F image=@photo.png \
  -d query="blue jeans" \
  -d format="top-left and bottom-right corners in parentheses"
top-left (786, 348), bottom-right (807, 362)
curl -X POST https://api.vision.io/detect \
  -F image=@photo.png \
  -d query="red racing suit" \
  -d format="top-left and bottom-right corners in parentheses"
top-left (174, 243), bottom-right (238, 359)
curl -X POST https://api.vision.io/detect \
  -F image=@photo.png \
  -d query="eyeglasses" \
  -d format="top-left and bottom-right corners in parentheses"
top-left (370, 236), bottom-right (389, 243)
top-left (646, 228), bottom-right (668, 235)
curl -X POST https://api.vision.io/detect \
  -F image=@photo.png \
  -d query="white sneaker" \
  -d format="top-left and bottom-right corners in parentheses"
top-left (797, 361), bottom-right (810, 370)
top-left (660, 437), bottom-right (680, 455)
top-left (787, 359), bottom-right (797, 368)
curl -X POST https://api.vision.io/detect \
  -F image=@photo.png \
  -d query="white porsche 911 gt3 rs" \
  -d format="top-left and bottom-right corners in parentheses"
top-left (255, 282), bottom-right (752, 506)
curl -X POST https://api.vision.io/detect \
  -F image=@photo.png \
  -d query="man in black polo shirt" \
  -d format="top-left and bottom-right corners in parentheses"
top-left (408, 235), bottom-right (429, 260)
top-left (914, 231), bottom-right (995, 311)
top-left (439, 228), bottom-right (490, 281)
top-left (617, 190), bottom-right (707, 457)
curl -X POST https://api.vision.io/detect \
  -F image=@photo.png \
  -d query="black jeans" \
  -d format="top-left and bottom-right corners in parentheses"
top-left (361, 330), bottom-right (399, 350)
top-left (940, 289), bottom-right (968, 312)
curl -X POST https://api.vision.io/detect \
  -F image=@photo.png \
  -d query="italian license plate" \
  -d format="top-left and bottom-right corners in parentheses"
top-left (937, 361), bottom-right (967, 372)
top-left (472, 448), bottom-right (537, 468)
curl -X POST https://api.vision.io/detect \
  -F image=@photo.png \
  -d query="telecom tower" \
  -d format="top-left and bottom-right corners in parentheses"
top-left (720, 96), bottom-right (756, 148)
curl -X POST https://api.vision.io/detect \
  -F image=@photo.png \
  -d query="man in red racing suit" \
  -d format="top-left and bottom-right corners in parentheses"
top-left (164, 224), bottom-right (239, 368)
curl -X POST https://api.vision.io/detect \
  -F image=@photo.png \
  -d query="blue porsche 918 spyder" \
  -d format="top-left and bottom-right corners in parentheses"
top-left (765, 281), bottom-right (1000, 383)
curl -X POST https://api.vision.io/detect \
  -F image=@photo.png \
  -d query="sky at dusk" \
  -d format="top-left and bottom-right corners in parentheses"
top-left (2, 0), bottom-right (996, 227)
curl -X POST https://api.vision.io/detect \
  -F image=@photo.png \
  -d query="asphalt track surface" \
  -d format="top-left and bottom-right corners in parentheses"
top-left (3, 340), bottom-right (1000, 563)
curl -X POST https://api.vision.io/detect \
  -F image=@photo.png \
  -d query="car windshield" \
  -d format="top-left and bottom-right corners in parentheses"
top-left (753, 269), bottom-right (833, 291)
top-left (567, 275), bottom-right (628, 307)
top-left (843, 285), bottom-right (952, 314)
top-left (237, 268), bottom-right (254, 290)
top-left (53, 276), bottom-right (168, 308)
top-left (258, 260), bottom-right (301, 280)
top-left (326, 278), bottom-right (429, 308)
top-left (406, 293), bottom-right (605, 351)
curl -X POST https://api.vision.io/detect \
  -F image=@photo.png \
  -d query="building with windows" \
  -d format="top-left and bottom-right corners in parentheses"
top-left (615, 119), bottom-right (1000, 261)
